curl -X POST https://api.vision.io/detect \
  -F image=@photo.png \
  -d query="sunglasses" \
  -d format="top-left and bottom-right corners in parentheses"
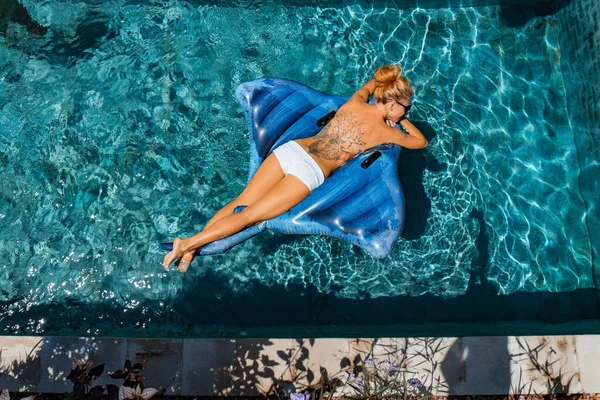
top-left (396, 101), bottom-right (412, 112)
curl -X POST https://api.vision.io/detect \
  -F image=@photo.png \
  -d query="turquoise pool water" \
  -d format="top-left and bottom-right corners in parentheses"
top-left (0, 0), bottom-right (597, 336)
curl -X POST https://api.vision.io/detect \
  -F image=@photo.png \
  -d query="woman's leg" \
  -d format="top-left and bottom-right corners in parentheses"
top-left (163, 174), bottom-right (311, 269)
top-left (175, 154), bottom-right (286, 270)
top-left (207, 154), bottom-right (288, 225)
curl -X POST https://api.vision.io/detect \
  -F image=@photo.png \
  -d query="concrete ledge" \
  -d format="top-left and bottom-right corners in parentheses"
top-left (1, 335), bottom-right (599, 395)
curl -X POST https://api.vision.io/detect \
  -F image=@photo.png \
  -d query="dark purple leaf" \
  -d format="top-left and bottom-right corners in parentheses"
top-left (89, 385), bottom-right (105, 400)
top-left (73, 384), bottom-right (86, 400)
top-left (276, 350), bottom-right (289, 361)
top-left (124, 360), bottom-right (132, 371)
top-left (88, 364), bottom-right (105, 381)
top-left (106, 384), bottom-right (120, 400)
top-left (331, 377), bottom-right (344, 388)
top-left (131, 363), bottom-right (144, 374)
top-left (339, 357), bottom-right (351, 369)
top-left (309, 338), bottom-right (315, 347)
top-left (123, 380), bottom-right (137, 388)
top-left (108, 370), bottom-right (128, 379)
top-left (66, 369), bottom-right (83, 383)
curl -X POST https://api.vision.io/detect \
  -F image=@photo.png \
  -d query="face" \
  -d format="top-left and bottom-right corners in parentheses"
top-left (389, 95), bottom-right (412, 122)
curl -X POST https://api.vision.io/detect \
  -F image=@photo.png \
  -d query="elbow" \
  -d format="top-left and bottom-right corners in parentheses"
top-left (420, 139), bottom-right (429, 149)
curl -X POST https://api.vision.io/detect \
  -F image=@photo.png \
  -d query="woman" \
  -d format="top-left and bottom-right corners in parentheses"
top-left (163, 65), bottom-right (428, 272)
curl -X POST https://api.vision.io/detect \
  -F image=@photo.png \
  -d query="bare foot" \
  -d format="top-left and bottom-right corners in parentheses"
top-left (162, 238), bottom-right (186, 269)
top-left (177, 249), bottom-right (196, 273)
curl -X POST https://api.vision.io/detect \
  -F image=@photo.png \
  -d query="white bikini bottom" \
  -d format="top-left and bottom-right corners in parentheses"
top-left (273, 141), bottom-right (325, 191)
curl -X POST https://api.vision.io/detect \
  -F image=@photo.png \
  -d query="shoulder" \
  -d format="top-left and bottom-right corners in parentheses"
top-left (340, 99), bottom-right (375, 115)
top-left (350, 89), bottom-right (370, 103)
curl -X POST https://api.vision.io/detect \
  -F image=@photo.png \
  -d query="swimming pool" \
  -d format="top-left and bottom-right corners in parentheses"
top-left (0, 0), bottom-right (598, 337)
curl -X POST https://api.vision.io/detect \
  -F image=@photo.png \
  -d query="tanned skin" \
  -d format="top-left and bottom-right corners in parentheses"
top-left (295, 79), bottom-right (428, 179)
top-left (162, 78), bottom-right (428, 272)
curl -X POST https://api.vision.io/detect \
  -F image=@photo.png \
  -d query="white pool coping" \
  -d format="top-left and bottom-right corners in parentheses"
top-left (1, 335), bottom-right (599, 395)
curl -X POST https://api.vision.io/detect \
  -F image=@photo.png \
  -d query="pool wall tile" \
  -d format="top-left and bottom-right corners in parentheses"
top-left (556, 0), bottom-right (600, 287)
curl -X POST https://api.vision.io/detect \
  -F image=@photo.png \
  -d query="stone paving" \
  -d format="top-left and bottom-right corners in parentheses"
top-left (1, 335), bottom-right (599, 396)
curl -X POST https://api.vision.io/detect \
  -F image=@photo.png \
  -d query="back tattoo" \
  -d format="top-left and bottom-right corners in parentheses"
top-left (308, 110), bottom-right (366, 162)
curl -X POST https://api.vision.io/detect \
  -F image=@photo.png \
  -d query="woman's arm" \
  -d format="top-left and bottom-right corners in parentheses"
top-left (382, 119), bottom-right (428, 149)
top-left (351, 79), bottom-right (377, 103)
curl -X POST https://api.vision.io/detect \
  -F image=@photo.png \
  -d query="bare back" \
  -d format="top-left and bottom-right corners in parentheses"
top-left (295, 99), bottom-right (388, 178)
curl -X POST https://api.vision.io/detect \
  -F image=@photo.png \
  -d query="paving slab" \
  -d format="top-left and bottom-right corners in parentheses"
top-left (460, 336), bottom-right (512, 395)
top-left (181, 338), bottom-right (238, 396)
top-left (0, 336), bottom-right (42, 392)
top-left (126, 339), bottom-right (183, 395)
top-left (2, 335), bottom-right (600, 396)
top-left (576, 335), bottom-right (600, 392)
top-left (38, 337), bottom-right (127, 392)
top-left (506, 335), bottom-right (583, 394)
top-left (246, 338), bottom-right (358, 394)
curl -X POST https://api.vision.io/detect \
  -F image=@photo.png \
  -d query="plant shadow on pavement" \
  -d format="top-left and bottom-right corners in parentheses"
top-left (0, 335), bottom-right (581, 397)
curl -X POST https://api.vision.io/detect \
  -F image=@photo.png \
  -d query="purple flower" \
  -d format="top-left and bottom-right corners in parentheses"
top-left (407, 378), bottom-right (422, 388)
top-left (386, 361), bottom-right (401, 372)
top-left (356, 379), bottom-right (365, 390)
top-left (290, 393), bottom-right (310, 400)
top-left (364, 357), bottom-right (376, 367)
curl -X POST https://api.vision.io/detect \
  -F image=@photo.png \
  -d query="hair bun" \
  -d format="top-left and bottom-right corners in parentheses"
top-left (374, 65), bottom-right (402, 86)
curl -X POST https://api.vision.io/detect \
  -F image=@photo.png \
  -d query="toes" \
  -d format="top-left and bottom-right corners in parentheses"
top-left (177, 261), bottom-right (191, 273)
top-left (163, 251), bottom-right (176, 269)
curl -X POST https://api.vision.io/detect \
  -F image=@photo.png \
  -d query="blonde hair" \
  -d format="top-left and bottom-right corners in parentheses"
top-left (373, 65), bottom-right (413, 104)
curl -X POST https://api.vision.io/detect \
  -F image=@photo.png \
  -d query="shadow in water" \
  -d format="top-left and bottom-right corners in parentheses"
top-left (0, 0), bottom-right (47, 36)
top-left (498, 0), bottom-right (573, 28)
top-left (5, 269), bottom-right (599, 339)
top-left (399, 121), bottom-right (445, 241)
top-left (0, 0), bottom-right (117, 65)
